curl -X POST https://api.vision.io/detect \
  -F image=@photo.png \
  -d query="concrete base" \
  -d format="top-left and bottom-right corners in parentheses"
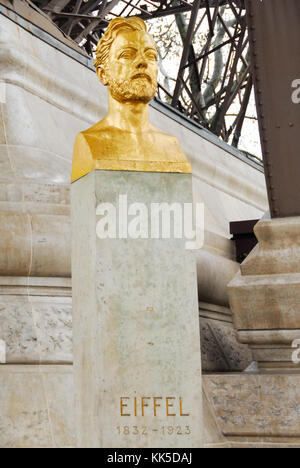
top-left (228, 213), bottom-right (300, 370)
top-left (71, 170), bottom-right (203, 448)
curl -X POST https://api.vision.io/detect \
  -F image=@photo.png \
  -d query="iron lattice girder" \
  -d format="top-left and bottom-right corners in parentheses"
top-left (36, 0), bottom-right (234, 36)
top-left (169, 0), bottom-right (250, 141)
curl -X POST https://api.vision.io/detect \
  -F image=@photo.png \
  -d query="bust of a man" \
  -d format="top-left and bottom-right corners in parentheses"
top-left (71, 17), bottom-right (191, 183)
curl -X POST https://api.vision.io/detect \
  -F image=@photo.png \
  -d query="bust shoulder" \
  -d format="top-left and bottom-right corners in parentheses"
top-left (71, 120), bottom-right (191, 182)
top-left (148, 125), bottom-right (181, 145)
top-left (80, 121), bottom-right (132, 145)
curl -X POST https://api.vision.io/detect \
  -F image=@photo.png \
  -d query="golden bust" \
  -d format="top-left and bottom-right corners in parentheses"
top-left (71, 17), bottom-right (191, 183)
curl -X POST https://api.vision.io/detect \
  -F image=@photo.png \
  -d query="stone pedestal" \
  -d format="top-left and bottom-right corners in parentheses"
top-left (71, 170), bottom-right (203, 448)
top-left (228, 213), bottom-right (300, 370)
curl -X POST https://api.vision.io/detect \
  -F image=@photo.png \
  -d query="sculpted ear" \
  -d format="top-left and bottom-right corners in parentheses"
top-left (97, 67), bottom-right (108, 86)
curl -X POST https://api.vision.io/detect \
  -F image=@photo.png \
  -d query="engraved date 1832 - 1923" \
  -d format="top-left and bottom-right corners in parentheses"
top-left (117, 425), bottom-right (191, 436)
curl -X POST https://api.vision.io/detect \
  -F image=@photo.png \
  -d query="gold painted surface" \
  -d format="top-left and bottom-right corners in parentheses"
top-left (71, 17), bottom-right (191, 183)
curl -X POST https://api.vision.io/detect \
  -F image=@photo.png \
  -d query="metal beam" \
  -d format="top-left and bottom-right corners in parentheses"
top-left (246, 0), bottom-right (300, 218)
top-left (73, 0), bottom-right (119, 43)
top-left (171, 0), bottom-right (202, 107)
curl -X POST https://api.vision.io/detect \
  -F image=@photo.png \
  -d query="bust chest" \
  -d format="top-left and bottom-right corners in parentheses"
top-left (84, 129), bottom-right (181, 163)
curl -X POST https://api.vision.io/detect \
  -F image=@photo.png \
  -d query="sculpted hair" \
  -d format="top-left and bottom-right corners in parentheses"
top-left (94, 17), bottom-right (147, 70)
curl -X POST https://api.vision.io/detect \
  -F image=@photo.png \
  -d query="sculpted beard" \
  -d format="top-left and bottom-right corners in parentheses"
top-left (109, 76), bottom-right (157, 103)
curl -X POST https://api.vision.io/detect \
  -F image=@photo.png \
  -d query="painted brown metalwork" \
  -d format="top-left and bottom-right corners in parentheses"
top-left (245, 0), bottom-right (300, 218)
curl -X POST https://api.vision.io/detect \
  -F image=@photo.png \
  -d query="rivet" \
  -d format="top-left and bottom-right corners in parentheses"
top-left (289, 122), bottom-right (294, 127)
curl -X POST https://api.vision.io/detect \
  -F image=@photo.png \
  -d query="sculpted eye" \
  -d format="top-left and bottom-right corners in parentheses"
top-left (146, 52), bottom-right (157, 61)
top-left (119, 50), bottom-right (135, 60)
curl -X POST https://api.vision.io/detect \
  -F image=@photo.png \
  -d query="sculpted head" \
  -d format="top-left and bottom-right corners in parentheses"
top-left (94, 17), bottom-right (158, 103)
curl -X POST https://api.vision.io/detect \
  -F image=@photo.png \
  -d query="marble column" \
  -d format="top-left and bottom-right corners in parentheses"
top-left (71, 170), bottom-right (203, 448)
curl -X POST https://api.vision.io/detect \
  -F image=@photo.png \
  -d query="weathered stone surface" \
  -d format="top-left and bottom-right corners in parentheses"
top-left (200, 316), bottom-right (253, 372)
top-left (204, 374), bottom-right (300, 438)
top-left (0, 281), bottom-right (253, 371)
top-left (72, 171), bottom-right (203, 448)
top-left (228, 214), bottom-right (300, 369)
top-left (0, 340), bottom-right (5, 363)
top-left (0, 365), bottom-right (75, 448)
top-left (200, 319), bottom-right (229, 372)
top-left (228, 440), bottom-right (300, 448)
top-left (241, 214), bottom-right (300, 275)
top-left (1, 366), bottom-right (299, 448)
top-left (230, 272), bottom-right (300, 331)
top-left (0, 295), bottom-right (72, 363)
top-left (0, 106), bottom-right (6, 145)
top-left (0, 146), bottom-right (13, 180)
top-left (0, 211), bottom-right (71, 277)
top-left (202, 388), bottom-right (230, 448)
top-left (196, 250), bottom-right (239, 306)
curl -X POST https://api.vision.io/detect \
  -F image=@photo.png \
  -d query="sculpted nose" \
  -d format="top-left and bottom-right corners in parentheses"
top-left (136, 57), bottom-right (147, 69)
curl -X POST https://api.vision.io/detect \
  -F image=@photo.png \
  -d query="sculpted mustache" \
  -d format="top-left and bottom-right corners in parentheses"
top-left (130, 73), bottom-right (152, 82)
